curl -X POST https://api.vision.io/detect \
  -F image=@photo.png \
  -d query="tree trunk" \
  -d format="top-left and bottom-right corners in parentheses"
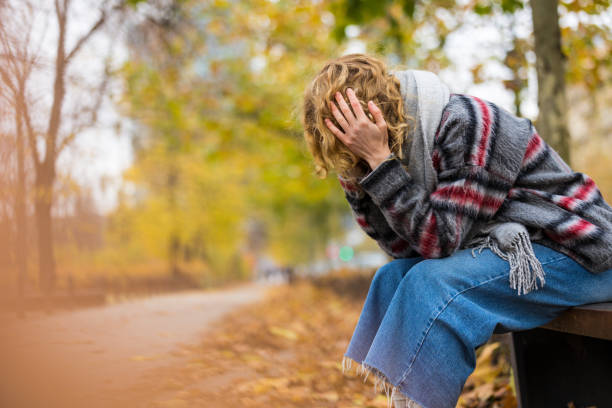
top-left (169, 234), bottom-right (180, 276)
top-left (34, 164), bottom-right (56, 293)
top-left (531, 0), bottom-right (571, 164)
top-left (167, 164), bottom-right (180, 276)
top-left (14, 107), bottom-right (27, 296)
top-left (33, 2), bottom-right (66, 293)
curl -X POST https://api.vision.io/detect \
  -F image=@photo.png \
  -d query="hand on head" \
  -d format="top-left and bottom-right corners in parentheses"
top-left (325, 87), bottom-right (391, 170)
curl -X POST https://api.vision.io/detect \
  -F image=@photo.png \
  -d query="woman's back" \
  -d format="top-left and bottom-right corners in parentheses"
top-left (340, 91), bottom-right (612, 275)
top-left (433, 92), bottom-right (612, 274)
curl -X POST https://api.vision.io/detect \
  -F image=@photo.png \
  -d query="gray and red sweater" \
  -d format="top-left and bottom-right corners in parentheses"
top-left (339, 93), bottom-right (612, 274)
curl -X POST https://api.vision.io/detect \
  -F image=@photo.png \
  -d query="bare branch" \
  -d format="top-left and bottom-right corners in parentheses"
top-left (65, 10), bottom-right (107, 62)
top-left (56, 132), bottom-right (76, 155)
top-left (0, 65), bottom-right (16, 94)
top-left (19, 92), bottom-right (40, 166)
top-left (57, 65), bottom-right (111, 155)
top-left (54, 0), bottom-right (62, 21)
top-left (64, 0), bottom-right (128, 63)
top-left (0, 24), bottom-right (21, 80)
top-left (0, 1), bottom-right (41, 166)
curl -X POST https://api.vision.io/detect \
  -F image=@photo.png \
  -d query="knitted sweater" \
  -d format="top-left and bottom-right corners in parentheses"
top-left (338, 93), bottom-right (612, 274)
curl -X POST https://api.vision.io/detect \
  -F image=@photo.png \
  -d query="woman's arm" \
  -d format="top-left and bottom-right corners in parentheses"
top-left (338, 175), bottom-right (418, 259)
top-left (356, 98), bottom-right (517, 259)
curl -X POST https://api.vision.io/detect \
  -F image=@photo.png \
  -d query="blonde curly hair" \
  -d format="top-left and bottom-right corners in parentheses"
top-left (301, 53), bottom-right (414, 183)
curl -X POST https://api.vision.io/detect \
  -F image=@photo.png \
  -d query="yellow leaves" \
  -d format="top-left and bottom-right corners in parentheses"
top-left (268, 326), bottom-right (299, 341)
top-left (206, 19), bottom-right (227, 36)
top-left (318, 390), bottom-right (340, 403)
top-left (470, 63), bottom-right (486, 84)
top-left (212, 0), bottom-right (229, 8)
top-left (372, 393), bottom-right (393, 407)
top-left (220, 349), bottom-right (236, 358)
top-left (249, 377), bottom-right (290, 394)
top-left (112, 0), bottom-right (356, 280)
top-left (458, 341), bottom-right (516, 407)
top-left (468, 342), bottom-right (504, 384)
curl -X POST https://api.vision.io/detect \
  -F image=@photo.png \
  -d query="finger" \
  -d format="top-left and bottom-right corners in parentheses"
top-left (347, 88), bottom-right (367, 122)
top-left (368, 100), bottom-right (386, 128)
top-left (335, 90), bottom-right (356, 126)
top-left (324, 118), bottom-right (347, 143)
top-left (329, 100), bottom-right (350, 132)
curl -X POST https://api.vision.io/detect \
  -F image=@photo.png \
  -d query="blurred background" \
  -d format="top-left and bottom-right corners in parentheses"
top-left (0, 0), bottom-right (610, 407)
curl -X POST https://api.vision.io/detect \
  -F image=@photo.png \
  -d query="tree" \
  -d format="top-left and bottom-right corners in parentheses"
top-left (113, 0), bottom-right (352, 280)
top-left (0, 0), bottom-right (130, 293)
top-left (531, 0), bottom-right (571, 163)
top-left (0, 3), bottom-right (32, 295)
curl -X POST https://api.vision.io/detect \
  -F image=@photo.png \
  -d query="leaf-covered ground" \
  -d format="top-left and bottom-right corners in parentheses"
top-left (137, 272), bottom-right (518, 408)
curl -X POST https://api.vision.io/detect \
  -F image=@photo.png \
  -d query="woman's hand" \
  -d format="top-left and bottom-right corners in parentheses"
top-left (325, 87), bottom-right (391, 170)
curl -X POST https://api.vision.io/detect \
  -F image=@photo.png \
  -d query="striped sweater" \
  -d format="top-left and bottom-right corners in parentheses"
top-left (339, 93), bottom-right (612, 274)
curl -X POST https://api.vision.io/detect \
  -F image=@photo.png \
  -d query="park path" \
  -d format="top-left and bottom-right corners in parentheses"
top-left (0, 283), bottom-right (269, 408)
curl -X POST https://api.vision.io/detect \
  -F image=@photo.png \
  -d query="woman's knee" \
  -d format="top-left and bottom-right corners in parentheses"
top-left (369, 262), bottom-right (402, 293)
top-left (374, 258), bottom-right (418, 282)
top-left (372, 258), bottom-right (420, 289)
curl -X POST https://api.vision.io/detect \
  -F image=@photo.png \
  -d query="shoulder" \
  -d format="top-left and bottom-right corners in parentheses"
top-left (430, 94), bottom-right (479, 171)
top-left (434, 93), bottom-right (532, 175)
top-left (441, 93), bottom-right (532, 133)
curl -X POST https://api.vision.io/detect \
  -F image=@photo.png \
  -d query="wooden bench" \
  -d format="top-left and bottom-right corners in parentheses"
top-left (505, 302), bottom-right (612, 408)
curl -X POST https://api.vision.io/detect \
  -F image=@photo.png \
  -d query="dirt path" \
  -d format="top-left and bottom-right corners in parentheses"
top-left (0, 283), bottom-right (269, 408)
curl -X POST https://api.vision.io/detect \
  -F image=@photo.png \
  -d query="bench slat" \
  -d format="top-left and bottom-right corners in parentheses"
top-left (540, 302), bottom-right (612, 341)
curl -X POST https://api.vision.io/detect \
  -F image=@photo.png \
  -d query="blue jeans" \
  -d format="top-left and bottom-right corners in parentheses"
top-left (343, 243), bottom-right (612, 408)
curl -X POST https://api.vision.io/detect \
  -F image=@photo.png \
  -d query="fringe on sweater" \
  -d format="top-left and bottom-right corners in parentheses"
top-left (471, 228), bottom-right (546, 296)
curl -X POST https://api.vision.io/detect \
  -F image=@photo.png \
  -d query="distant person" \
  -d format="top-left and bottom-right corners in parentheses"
top-left (301, 53), bottom-right (612, 408)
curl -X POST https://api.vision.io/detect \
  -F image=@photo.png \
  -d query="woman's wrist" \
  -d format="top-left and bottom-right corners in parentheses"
top-left (367, 150), bottom-right (395, 170)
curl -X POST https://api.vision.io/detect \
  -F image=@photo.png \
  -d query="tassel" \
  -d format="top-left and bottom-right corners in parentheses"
top-left (472, 233), bottom-right (546, 296)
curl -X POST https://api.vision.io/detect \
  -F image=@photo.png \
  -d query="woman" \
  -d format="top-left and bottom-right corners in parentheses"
top-left (301, 53), bottom-right (612, 408)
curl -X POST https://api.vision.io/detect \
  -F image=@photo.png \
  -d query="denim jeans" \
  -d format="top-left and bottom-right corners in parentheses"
top-left (342, 243), bottom-right (612, 408)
